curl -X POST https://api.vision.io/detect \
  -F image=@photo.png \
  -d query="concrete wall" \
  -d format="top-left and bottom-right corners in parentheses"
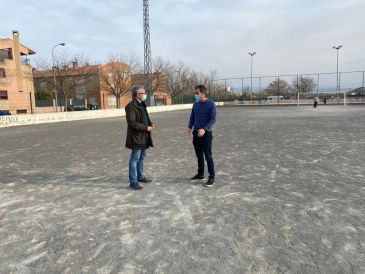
top-left (0, 104), bottom-right (194, 128)
top-left (35, 106), bottom-right (57, 113)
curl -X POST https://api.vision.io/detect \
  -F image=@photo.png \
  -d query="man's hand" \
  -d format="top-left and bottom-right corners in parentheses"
top-left (147, 126), bottom-right (154, 132)
top-left (187, 128), bottom-right (193, 137)
top-left (151, 122), bottom-right (156, 128)
top-left (197, 128), bottom-right (206, 137)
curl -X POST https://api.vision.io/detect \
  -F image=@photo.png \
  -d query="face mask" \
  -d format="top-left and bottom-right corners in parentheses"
top-left (141, 95), bottom-right (147, 102)
top-left (194, 95), bottom-right (201, 102)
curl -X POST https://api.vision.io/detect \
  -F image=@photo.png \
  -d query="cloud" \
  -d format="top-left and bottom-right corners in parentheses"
top-left (1, 0), bottom-right (364, 82)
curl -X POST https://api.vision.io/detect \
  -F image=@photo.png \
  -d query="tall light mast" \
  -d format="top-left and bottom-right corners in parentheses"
top-left (143, 0), bottom-right (153, 105)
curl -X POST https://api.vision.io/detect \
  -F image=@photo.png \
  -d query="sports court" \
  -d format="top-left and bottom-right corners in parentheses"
top-left (0, 105), bottom-right (364, 273)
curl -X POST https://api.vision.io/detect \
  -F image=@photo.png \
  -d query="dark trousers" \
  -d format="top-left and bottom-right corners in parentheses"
top-left (193, 130), bottom-right (215, 179)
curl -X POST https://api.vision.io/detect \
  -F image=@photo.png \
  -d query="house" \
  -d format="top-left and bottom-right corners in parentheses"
top-left (34, 64), bottom-right (171, 111)
top-left (0, 30), bottom-right (36, 114)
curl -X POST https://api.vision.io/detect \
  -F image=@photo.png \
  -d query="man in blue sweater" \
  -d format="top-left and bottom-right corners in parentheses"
top-left (188, 85), bottom-right (217, 187)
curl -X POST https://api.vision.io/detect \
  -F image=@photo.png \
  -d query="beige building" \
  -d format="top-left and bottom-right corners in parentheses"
top-left (0, 30), bottom-right (36, 114)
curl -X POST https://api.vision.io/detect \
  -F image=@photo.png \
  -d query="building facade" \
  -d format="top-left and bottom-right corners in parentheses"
top-left (0, 31), bottom-right (36, 114)
top-left (34, 64), bottom-right (171, 111)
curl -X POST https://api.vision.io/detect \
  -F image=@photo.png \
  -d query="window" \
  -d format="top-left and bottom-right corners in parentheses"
top-left (76, 87), bottom-right (85, 100)
top-left (88, 97), bottom-right (96, 104)
top-left (0, 49), bottom-right (12, 62)
top-left (0, 90), bottom-right (8, 100)
top-left (120, 72), bottom-right (129, 78)
top-left (16, 109), bottom-right (27, 114)
top-left (107, 97), bottom-right (117, 106)
top-left (0, 68), bottom-right (5, 78)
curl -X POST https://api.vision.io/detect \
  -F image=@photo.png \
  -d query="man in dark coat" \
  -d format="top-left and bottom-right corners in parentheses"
top-left (125, 85), bottom-right (154, 190)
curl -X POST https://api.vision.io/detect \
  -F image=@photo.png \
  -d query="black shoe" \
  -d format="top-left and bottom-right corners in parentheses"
top-left (191, 174), bottom-right (204, 180)
top-left (205, 178), bottom-right (215, 187)
top-left (129, 183), bottom-right (144, 190)
top-left (138, 177), bottom-right (152, 183)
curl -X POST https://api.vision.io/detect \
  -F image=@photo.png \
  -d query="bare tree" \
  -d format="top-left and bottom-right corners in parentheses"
top-left (150, 57), bottom-right (169, 95)
top-left (35, 53), bottom-right (96, 111)
top-left (165, 61), bottom-right (191, 99)
top-left (292, 76), bottom-right (317, 93)
top-left (99, 54), bottom-right (138, 109)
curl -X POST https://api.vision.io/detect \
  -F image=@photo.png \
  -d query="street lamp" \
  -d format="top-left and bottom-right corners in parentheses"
top-left (52, 43), bottom-right (66, 112)
top-left (333, 45), bottom-right (342, 91)
top-left (248, 52), bottom-right (256, 100)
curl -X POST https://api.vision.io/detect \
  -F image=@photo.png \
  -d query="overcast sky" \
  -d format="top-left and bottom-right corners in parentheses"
top-left (2, 0), bottom-right (365, 82)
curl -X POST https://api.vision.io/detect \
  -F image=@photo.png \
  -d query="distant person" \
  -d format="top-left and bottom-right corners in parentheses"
top-left (314, 97), bottom-right (319, 108)
top-left (188, 85), bottom-right (217, 187)
top-left (125, 85), bottom-right (154, 190)
top-left (323, 98), bottom-right (327, 105)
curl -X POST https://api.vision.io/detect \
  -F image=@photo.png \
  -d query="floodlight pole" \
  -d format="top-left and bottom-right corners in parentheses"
top-left (333, 45), bottom-right (342, 91)
top-left (248, 52), bottom-right (256, 100)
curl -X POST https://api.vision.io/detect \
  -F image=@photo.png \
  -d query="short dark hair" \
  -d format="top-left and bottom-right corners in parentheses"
top-left (194, 84), bottom-right (207, 95)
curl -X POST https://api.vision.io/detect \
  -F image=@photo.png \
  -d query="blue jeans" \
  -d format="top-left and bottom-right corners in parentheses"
top-left (129, 149), bottom-right (147, 185)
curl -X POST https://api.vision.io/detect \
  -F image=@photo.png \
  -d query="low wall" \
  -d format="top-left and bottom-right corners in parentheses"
top-left (35, 106), bottom-right (57, 113)
top-left (0, 104), bottom-right (194, 128)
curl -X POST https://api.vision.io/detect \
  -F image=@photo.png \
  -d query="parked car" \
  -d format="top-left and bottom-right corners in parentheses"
top-left (88, 103), bottom-right (99, 110)
top-left (0, 110), bottom-right (11, 116)
top-left (66, 105), bottom-right (88, 111)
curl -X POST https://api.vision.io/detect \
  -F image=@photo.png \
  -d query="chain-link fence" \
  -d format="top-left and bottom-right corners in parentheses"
top-left (208, 70), bottom-right (365, 105)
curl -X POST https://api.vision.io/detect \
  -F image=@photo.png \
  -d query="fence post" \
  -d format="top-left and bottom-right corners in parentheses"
top-left (224, 79), bottom-right (227, 104)
top-left (344, 91), bottom-right (346, 107)
top-left (361, 71), bottom-right (365, 103)
top-left (296, 75), bottom-right (299, 105)
top-left (259, 77), bottom-right (262, 105)
top-left (317, 74), bottom-right (320, 96)
top-left (277, 76), bottom-right (280, 104)
top-left (241, 77), bottom-right (244, 104)
top-left (339, 72), bottom-right (342, 92)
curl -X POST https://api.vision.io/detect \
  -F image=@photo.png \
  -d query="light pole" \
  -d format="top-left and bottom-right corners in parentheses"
top-left (332, 45), bottom-right (342, 91)
top-left (52, 43), bottom-right (65, 112)
top-left (248, 52), bottom-right (256, 100)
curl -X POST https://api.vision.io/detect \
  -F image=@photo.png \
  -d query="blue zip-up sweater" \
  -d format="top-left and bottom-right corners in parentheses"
top-left (188, 99), bottom-right (217, 131)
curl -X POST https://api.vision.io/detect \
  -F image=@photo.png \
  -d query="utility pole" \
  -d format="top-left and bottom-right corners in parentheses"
top-left (143, 0), bottom-right (153, 106)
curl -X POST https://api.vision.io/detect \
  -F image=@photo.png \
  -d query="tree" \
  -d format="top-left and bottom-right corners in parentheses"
top-left (150, 57), bottom-right (169, 95)
top-left (263, 79), bottom-right (290, 97)
top-left (35, 90), bottom-right (53, 100)
top-left (164, 61), bottom-right (191, 99)
top-left (35, 53), bottom-right (96, 111)
top-left (292, 76), bottom-right (317, 93)
top-left (99, 54), bottom-right (138, 109)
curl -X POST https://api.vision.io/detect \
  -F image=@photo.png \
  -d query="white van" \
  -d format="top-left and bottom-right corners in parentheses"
top-left (267, 96), bottom-right (284, 101)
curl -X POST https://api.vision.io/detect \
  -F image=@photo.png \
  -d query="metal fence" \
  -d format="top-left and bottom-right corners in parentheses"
top-left (35, 99), bottom-right (54, 107)
top-left (210, 70), bottom-right (365, 105)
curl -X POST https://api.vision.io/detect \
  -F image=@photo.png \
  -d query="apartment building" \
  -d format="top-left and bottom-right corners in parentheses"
top-left (0, 30), bottom-right (36, 114)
